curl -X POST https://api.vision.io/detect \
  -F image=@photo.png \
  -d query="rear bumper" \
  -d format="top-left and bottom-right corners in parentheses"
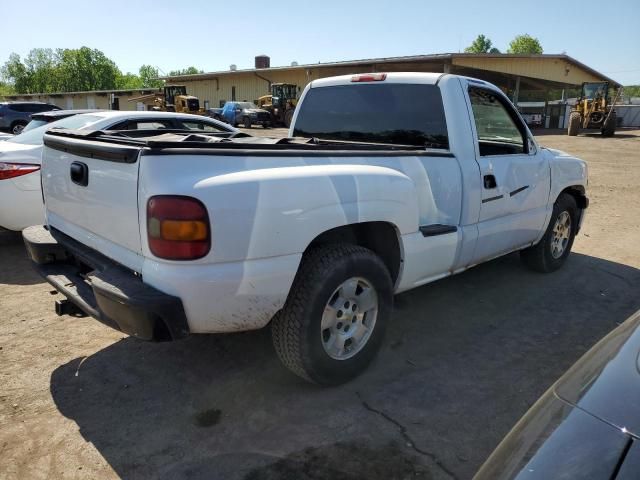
top-left (0, 173), bottom-right (44, 231)
top-left (23, 225), bottom-right (189, 341)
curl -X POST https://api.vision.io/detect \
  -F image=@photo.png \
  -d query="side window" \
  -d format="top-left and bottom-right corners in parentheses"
top-left (177, 121), bottom-right (223, 132)
top-left (468, 88), bottom-right (526, 156)
top-left (132, 120), bottom-right (174, 130)
top-left (106, 121), bottom-right (129, 130)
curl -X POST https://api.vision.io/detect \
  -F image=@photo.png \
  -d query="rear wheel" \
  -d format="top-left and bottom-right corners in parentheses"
top-left (272, 244), bottom-right (393, 385)
top-left (520, 193), bottom-right (578, 273)
top-left (243, 116), bottom-right (252, 129)
top-left (262, 122), bottom-right (270, 129)
top-left (11, 121), bottom-right (27, 135)
top-left (602, 111), bottom-right (616, 137)
top-left (567, 112), bottom-right (581, 136)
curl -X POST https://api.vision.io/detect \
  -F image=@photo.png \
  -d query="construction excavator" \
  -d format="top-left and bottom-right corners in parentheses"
top-left (567, 82), bottom-right (620, 137)
top-left (128, 85), bottom-right (205, 114)
top-left (257, 83), bottom-right (299, 127)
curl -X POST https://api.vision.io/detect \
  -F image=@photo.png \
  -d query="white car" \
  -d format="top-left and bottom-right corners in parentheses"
top-left (0, 132), bottom-right (13, 141)
top-left (0, 111), bottom-right (237, 230)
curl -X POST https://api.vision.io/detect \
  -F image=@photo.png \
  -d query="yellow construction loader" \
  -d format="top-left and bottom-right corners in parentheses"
top-left (567, 82), bottom-right (619, 137)
top-left (128, 85), bottom-right (204, 114)
top-left (257, 83), bottom-right (299, 127)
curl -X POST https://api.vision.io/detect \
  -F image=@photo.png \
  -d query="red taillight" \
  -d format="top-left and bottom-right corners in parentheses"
top-left (351, 73), bottom-right (387, 82)
top-left (0, 162), bottom-right (40, 180)
top-left (147, 196), bottom-right (210, 260)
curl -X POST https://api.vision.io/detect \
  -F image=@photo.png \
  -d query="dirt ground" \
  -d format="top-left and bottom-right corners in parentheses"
top-left (1, 129), bottom-right (639, 480)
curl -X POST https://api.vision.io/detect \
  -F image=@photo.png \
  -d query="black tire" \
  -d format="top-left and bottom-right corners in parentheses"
top-left (272, 244), bottom-right (393, 385)
top-left (284, 109), bottom-right (294, 128)
top-left (602, 111), bottom-right (616, 137)
top-left (262, 122), bottom-right (270, 129)
top-left (11, 121), bottom-right (27, 135)
top-left (520, 194), bottom-right (578, 273)
top-left (243, 116), bottom-right (251, 129)
top-left (567, 112), bottom-right (581, 136)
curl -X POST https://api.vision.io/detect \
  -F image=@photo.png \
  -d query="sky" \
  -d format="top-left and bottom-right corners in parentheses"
top-left (1, 0), bottom-right (639, 84)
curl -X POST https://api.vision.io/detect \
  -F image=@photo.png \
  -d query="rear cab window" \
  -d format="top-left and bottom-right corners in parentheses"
top-left (293, 83), bottom-right (449, 149)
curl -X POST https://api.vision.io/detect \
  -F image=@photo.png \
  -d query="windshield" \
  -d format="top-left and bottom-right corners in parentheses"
top-left (238, 102), bottom-right (257, 109)
top-left (8, 114), bottom-right (104, 145)
top-left (582, 83), bottom-right (608, 100)
top-left (22, 119), bottom-right (50, 133)
top-left (292, 84), bottom-right (449, 148)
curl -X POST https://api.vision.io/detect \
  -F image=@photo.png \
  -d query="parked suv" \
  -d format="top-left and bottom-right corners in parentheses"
top-left (0, 102), bottom-right (61, 134)
top-left (221, 101), bottom-right (271, 128)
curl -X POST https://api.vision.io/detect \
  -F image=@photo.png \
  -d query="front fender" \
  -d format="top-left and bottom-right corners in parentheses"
top-left (545, 147), bottom-right (588, 202)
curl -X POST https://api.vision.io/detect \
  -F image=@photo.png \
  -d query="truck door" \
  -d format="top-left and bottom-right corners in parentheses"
top-left (465, 84), bottom-right (550, 264)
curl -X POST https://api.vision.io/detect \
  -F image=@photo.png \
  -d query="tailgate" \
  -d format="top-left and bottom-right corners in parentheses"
top-left (42, 132), bottom-right (144, 272)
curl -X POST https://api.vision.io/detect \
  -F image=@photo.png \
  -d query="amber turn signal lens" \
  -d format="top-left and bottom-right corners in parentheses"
top-left (160, 220), bottom-right (208, 241)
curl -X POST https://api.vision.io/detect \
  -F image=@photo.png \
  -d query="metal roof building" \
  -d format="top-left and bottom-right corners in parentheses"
top-left (163, 53), bottom-right (619, 108)
top-left (3, 53), bottom-right (619, 118)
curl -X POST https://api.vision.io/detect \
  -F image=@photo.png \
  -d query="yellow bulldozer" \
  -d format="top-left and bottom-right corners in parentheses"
top-left (257, 83), bottom-right (299, 127)
top-left (567, 82), bottom-right (619, 137)
top-left (129, 85), bottom-right (205, 114)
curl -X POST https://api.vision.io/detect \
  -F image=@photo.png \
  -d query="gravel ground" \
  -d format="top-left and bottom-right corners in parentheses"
top-left (1, 128), bottom-right (639, 480)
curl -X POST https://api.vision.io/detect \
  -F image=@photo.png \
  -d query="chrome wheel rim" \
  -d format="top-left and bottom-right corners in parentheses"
top-left (321, 277), bottom-right (378, 360)
top-left (12, 124), bottom-right (24, 135)
top-left (550, 211), bottom-right (571, 259)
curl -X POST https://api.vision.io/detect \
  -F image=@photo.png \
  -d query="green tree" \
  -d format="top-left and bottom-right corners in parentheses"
top-left (1, 53), bottom-right (30, 93)
top-left (0, 80), bottom-right (14, 97)
top-left (168, 66), bottom-right (203, 76)
top-left (139, 65), bottom-right (163, 88)
top-left (1, 47), bottom-right (122, 93)
top-left (56, 47), bottom-right (120, 91)
top-left (507, 34), bottom-right (543, 54)
top-left (623, 85), bottom-right (640, 98)
top-left (464, 35), bottom-right (499, 54)
top-left (116, 72), bottom-right (143, 90)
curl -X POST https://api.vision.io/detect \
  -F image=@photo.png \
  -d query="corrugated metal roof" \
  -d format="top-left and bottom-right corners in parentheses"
top-left (162, 53), bottom-right (619, 87)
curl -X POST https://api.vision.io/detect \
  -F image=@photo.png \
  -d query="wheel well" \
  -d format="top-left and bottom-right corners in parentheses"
top-left (560, 186), bottom-right (588, 232)
top-left (560, 185), bottom-right (587, 209)
top-left (305, 222), bottom-right (402, 284)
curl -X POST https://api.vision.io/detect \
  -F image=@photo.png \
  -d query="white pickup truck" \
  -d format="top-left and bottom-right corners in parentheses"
top-left (24, 72), bottom-right (588, 385)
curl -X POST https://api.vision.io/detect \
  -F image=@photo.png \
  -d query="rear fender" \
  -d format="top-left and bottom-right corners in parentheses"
top-left (138, 158), bottom-right (420, 264)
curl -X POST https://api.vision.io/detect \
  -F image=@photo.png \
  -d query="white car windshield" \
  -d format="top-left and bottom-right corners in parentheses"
top-left (8, 114), bottom-right (104, 146)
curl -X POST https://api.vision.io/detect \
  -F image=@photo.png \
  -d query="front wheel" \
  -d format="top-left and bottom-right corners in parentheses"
top-left (567, 112), bottom-right (580, 136)
top-left (520, 193), bottom-right (578, 272)
top-left (602, 111), bottom-right (616, 137)
top-left (272, 244), bottom-right (393, 385)
top-left (243, 116), bottom-right (252, 129)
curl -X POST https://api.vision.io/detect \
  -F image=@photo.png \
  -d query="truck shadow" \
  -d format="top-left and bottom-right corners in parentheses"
top-left (49, 252), bottom-right (640, 480)
top-left (0, 230), bottom-right (43, 286)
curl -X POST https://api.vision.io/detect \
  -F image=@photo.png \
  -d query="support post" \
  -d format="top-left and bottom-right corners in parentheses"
top-left (512, 76), bottom-right (520, 106)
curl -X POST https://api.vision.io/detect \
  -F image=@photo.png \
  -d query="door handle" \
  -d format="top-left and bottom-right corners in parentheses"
top-left (70, 161), bottom-right (89, 187)
top-left (483, 174), bottom-right (497, 189)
